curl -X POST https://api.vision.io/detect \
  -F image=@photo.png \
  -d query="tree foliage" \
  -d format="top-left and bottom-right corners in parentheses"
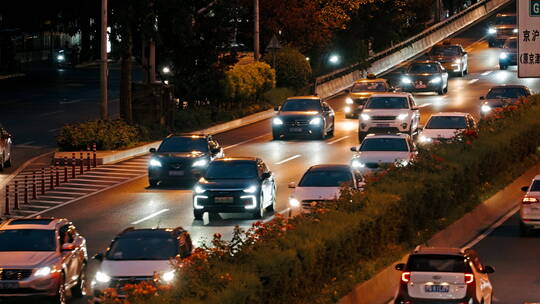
top-left (223, 61), bottom-right (276, 102)
top-left (263, 47), bottom-right (312, 89)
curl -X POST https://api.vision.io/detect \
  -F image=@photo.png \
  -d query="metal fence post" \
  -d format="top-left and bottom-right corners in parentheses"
top-left (14, 181), bottom-right (19, 210)
top-left (24, 175), bottom-right (28, 204)
top-left (5, 185), bottom-right (10, 216)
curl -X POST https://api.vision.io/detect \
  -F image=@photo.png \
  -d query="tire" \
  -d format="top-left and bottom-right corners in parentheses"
top-left (149, 179), bottom-right (158, 187)
top-left (499, 64), bottom-right (507, 70)
top-left (437, 84), bottom-right (445, 95)
top-left (252, 194), bottom-right (265, 219)
top-left (50, 273), bottom-right (66, 304)
top-left (266, 185), bottom-right (277, 212)
top-left (272, 129), bottom-right (281, 140)
top-left (488, 41), bottom-right (494, 48)
top-left (4, 157), bottom-right (11, 168)
top-left (193, 210), bottom-right (204, 220)
top-left (328, 119), bottom-right (335, 137)
top-left (71, 263), bottom-right (87, 298)
top-left (520, 222), bottom-right (531, 236)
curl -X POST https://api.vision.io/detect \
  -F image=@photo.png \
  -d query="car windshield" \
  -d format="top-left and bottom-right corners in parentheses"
top-left (407, 255), bottom-right (468, 272)
top-left (365, 97), bottom-right (409, 109)
top-left (531, 180), bottom-right (540, 191)
top-left (426, 116), bottom-right (467, 129)
top-left (351, 82), bottom-right (388, 92)
top-left (495, 16), bottom-right (516, 24)
top-left (281, 99), bottom-right (321, 112)
top-left (158, 137), bottom-right (209, 153)
top-left (486, 88), bottom-right (527, 99)
top-left (430, 46), bottom-right (460, 56)
top-left (408, 63), bottom-right (439, 73)
top-left (0, 229), bottom-right (56, 251)
top-left (360, 138), bottom-right (409, 152)
top-left (107, 236), bottom-right (178, 260)
top-left (205, 161), bottom-right (257, 179)
top-left (299, 169), bottom-right (353, 187)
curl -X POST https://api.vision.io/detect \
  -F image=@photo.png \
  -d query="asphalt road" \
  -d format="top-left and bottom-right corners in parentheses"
top-left (8, 4), bottom-right (540, 303)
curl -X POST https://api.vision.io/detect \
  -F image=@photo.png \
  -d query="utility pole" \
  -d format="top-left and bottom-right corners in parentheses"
top-left (149, 40), bottom-right (156, 83)
top-left (100, 0), bottom-right (108, 119)
top-left (254, 0), bottom-right (260, 61)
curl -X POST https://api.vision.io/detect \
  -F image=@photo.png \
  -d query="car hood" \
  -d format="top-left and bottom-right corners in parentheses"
top-left (421, 128), bottom-right (461, 139)
top-left (349, 92), bottom-right (376, 98)
top-left (277, 111), bottom-right (321, 119)
top-left (362, 109), bottom-right (411, 116)
top-left (292, 187), bottom-right (342, 201)
top-left (484, 98), bottom-right (519, 107)
top-left (101, 260), bottom-right (173, 277)
top-left (429, 55), bottom-right (459, 62)
top-left (404, 72), bottom-right (440, 77)
top-left (0, 251), bottom-right (58, 268)
top-left (198, 178), bottom-right (258, 190)
top-left (494, 25), bottom-right (516, 29)
top-left (154, 151), bottom-right (207, 159)
top-left (354, 151), bottom-right (412, 163)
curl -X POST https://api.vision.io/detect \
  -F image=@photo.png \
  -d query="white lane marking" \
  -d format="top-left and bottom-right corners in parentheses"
top-left (48, 128), bottom-right (60, 133)
top-left (419, 103), bottom-right (432, 108)
top-left (131, 208), bottom-right (170, 225)
top-left (461, 205), bottom-right (519, 249)
top-left (328, 136), bottom-right (350, 145)
top-left (19, 141), bottom-right (35, 146)
top-left (37, 110), bottom-right (64, 117)
top-left (481, 71), bottom-right (492, 76)
top-left (274, 154), bottom-right (301, 165)
top-left (224, 133), bottom-right (270, 150)
top-left (468, 78), bottom-right (479, 84)
top-left (59, 99), bottom-right (82, 104)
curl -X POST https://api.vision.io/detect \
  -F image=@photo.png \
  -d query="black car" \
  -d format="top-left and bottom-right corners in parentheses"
top-left (148, 134), bottom-right (224, 187)
top-left (272, 96), bottom-right (335, 140)
top-left (498, 37), bottom-right (517, 70)
top-left (400, 61), bottom-right (449, 95)
top-left (427, 42), bottom-right (468, 77)
top-left (192, 157), bottom-right (276, 220)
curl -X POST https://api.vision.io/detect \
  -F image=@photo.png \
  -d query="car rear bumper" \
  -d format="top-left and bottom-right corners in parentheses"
top-left (520, 218), bottom-right (540, 228)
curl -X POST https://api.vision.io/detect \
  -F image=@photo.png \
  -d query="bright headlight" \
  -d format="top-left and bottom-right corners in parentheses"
top-left (162, 270), bottom-right (175, 282)
top-left (429, 77), bottom-right (442, 84)
top-left (481, 105), bottom-right (492, 113)
top-left (513, 28), bottom-right (518, 33)
top-left (243, 185), bottom-right (257, 193)
top-left (360, 114), bottom-right (370, 121)
top-left (149, 159), bottom-right (162, 167)
top-left (397, 113), bottom-right (408, 121)
top-left (289, 198), bottom-right (300, 207)
top-left (499, 52), bottom-right (508, 59)
top-left (273, 118), bottom-right (283, 125)
top-left (397, 159), bottom-right (409, 167)
top-left (344, 106), bottom-right (351, 113)
top-left (309, 117), bottom-right (322, 125)
top-left (192, 159), bottom-right (208, 167)
top-left (194, 185), bottom-right (206, 194)
top-left (401, 77), bottom-right (412, 84)
top-left (95, 271), bottom-right (111, 283)
top-left (351, 160), bottom-right (365, 168)
top-left (454, 59), bottom-right (461, 64)
top-left (488, 28), bottom-right (496, 34)
top-left (57, 54), bottom-right (65, 61)
top-left (34, 266), bottom-right (51, 277)
top-left (346, 97), bottom-right (353, 104)
top-left (419, 135), bottom-right (432, 143)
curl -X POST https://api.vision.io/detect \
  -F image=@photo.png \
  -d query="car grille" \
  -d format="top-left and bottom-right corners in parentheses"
top-left (366, 127), bottom-right (400, 134)
top-left (285, 120), bottom-right (309, 127)
top-left (167, 162), bottom-right (186, 170)
top-left (110, 276), bottom-right (154, 291)
top-left (371, 116), bottom-right (396, 121)
top-left (0, 269), bottom-right (33, 281)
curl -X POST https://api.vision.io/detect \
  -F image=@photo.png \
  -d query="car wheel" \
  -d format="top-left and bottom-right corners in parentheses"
top-left (71, 263), bottom-right (87, 298)
top-left (520, 221), bottom-right (531, 236)
top-left (193, 210), bottom-right (204, 220)
top-left (252, 194), bottom-right (265, 219)
top-left (266, 185), bottom-right (277, 212)
top-left (499, 64), bottom-right (507, 70)
top-left (50, 273), bottom-right (66, 304)
top-left (328, 119), bottom-right (335, 136)
top-left (4, 157), bottom-right (11, 168)
top-left (272, 129), bottom-right (281, 140)
top-left (437, 85), bottom-right (445, 95)
top-left (149, 179), bottom-right (158, 187)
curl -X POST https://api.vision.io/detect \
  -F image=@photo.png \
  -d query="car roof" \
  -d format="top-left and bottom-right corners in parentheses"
top-left (308, 164), bottom-right (351, 171)
top-left (433, 43), bottom-right (461, 48)
top-left (488, 84), bottom-right (528, 90)
top-left (533, 175), bottom-right (540, 181)
top-left (286, 96), bottom-right (320, 101)
top-left (354, 78), bottom-right (387, 83)
top-left (413, 246), bottom-right (464, 256)
top-left (410, 60), bottom-right (440, 64)
top-left (364, 133), bottom-right (410, 139)
top-left (429, 112), bottom-right (469, 117)
top-left (0, 217), bottom-right (69, 230)
top-left (368, 92), bottom-right (411, 98)
top-left (167, 133), bottom-right (209, 139)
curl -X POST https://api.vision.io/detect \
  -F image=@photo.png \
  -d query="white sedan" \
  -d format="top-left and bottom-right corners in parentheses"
top-left (418, 112), bottom-right (476, 144)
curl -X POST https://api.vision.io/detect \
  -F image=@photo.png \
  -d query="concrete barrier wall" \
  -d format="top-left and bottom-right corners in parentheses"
top-left (315, 0), bottom-right (511, 100)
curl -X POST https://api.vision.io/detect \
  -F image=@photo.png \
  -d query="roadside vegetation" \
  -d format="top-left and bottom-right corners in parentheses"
top-left (96, 95), bottom-right (540, 304)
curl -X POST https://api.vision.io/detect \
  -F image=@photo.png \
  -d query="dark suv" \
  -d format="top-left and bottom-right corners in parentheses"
top-left (148, 134), bottom-right (224, 187)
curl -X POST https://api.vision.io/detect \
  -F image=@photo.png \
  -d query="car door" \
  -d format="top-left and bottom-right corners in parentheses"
top-left (0, 127), bottom-right (10, 161)
top-left (208, 137), bottom-right (223, 159)
top-left (322, 102), bottom-right (334, 130)
top-left (258, 161), bottom-right (272, 207)
top-left (469, 251), bottom-right (492, 302)
top-left (408, 96), bottom-right (420, 130)
top-left (59, 225), bottom-right (77, 285)
top-left (71, 226), bottom-right (86, 281)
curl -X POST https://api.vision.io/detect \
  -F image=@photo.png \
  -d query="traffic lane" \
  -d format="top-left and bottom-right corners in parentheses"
top-left (473, 212), bottom-right (540, 303)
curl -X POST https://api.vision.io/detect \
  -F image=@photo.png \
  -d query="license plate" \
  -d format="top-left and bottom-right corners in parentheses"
top-left (289, 127), bottom-right (303, 132)
top-left (169, 170), bottom-right (185, 176)
top-left (424, 285), bottom-right (449, 293)
top-left (415, 84), bottom-right (427, 89)
top-left (215, 196), bottom-right (234, 203)
top-left (0, 282), bottom-right (19, 289)
top-left (376, 123), bottom-right (390, 127)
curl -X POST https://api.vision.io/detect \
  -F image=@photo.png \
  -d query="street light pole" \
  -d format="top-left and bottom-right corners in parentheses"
top-left (100, 0), bottom-right (109, 120)
top-left (254, 0), bottom-right (260, 61)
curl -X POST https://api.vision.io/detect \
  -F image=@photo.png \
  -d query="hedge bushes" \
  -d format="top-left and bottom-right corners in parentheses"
top-left (263, 47), bottom-right (312, 89)
top-left (57, 119), bottom-right (141, 151)
top-left (102, 96), bottom-right (540, 304)
top-left (223, 61), bottom-right (276, 102)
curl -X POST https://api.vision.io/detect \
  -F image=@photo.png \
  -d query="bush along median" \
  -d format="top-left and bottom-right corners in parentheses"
top-left (95, 94), bottom-right (540, 304)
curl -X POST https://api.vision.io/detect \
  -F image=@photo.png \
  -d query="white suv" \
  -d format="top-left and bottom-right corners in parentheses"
top-left (394, 246), bottom-right (495, 304)
top-left (350, 134), bottom-right (417, 173)
top-left (418, 112), bottom-right (476, 145)
top-left (358, 92), bottom-right (420, 141)
top-left (519, 175), bottom-right (540, 236)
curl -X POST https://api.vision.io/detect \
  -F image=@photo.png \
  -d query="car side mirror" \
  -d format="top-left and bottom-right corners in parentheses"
top-left (521, 186), bottom-right (529, 192)
top-left (323, 106), bottom-right (331, 112)
top-left (262, 172), bottom-right (271, 179)
top-left (350, 147), bottom-right (358, 152)
top-left (479, 96), bottom-right (485, 100)
top-left (483, 265), bottom-right (495, 274)
top-left (211, 147), bottom-right (221, 154)
top-left (288, 182), bottom-right (296, 189)
top-left (93, 253), bottom-right (104, 262)
top-left (61, 243), bottom-right (76, 251)
top-left (274, 105), bottom-right (280, 111)
top-left (149, 148), bottom-right (157, 153)
top-left (395, 263), bottom-right (405, 271)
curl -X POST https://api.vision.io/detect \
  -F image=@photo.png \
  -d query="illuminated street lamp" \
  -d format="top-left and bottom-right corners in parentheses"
top-left (329, 54), bottom-right (340, 65)
top-left (162, 66), bottom-right (171, 74)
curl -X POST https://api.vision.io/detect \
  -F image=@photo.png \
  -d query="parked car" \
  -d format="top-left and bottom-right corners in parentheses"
top-left (0, 124), bottom-right (12, 170)
top-left (499, 37), bottom-right (517, 70)
top-left (92, 227), bottom-right (193, 298)
top-left (272, 96), bottom-right (335, 140)
top-left (288, 164), bottom-right (364, 212)
top-left (418, 112), bottom-right (477, 145)
top-left (480, 85), bottom-right (532, 119)
top-left (344, 75), bottom-right (393, 118)
top-left (0, 218), bottom-right (88, 304)
top-left (400, 61), bottom-right (449, 95)
top-left (427, 42), bottom-right (468, 76)
top-left (519, 175), bottom-right (540, 236)
top-left (487, 13), bottom-right (517, 47)
top-left (394, 246), bottom-right (495, 304)
top-left (192, 157), bottom-right (276, 220)
top-left (350, 134), bottom-right (417, 174)
top-left (148, 134), bottom-right (224, 187)
top-left (358, 92), bottom-right (420, 141)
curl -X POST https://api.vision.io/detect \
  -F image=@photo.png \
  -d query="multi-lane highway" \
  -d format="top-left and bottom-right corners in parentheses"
top-left (8, 4), bottom-right (540, 303)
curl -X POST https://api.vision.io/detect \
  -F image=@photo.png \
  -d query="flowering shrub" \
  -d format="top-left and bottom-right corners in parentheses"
top-left (223, 61), bottom-right (276, 103)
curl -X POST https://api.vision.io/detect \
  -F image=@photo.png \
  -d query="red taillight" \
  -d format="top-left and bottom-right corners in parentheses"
top-left (522, 197), bottom-right (538, 204)
top-left (401, 271), bottom-right (411, 283)
top-left (464, 273), bottom-right (474, 284)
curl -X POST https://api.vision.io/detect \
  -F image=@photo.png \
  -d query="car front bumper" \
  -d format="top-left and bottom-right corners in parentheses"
top-left (401, 82), bottom-right (442, 92)
top-left (193, 192), bottom-right (261, 213)
top-left (273, 125), bottom-right (323, 137)
top-left (148, 167), bottom-right (204, 183)
top-left (0, 275), bottom-right (60, 297)
top-left (359, 121), bottom-right (411, 134)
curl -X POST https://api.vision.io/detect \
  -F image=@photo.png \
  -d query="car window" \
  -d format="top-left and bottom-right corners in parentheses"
top-left (530, 180), bottom-right (540, 191)
top-left (407, 255), bottom-right (469, 272)
top-left (365, 97), bottom-right (409, 109)
top-left (407, 63), bottom-right (439, 73)
top-left (486, 88), bottom-right (527, 99)
top-left (351, 81), bottom-right (388, 92)
top-left (495, 15), bottom-right (516, 24)
top-left (158, 137), bottom-right (209, 153)
top-left (430, 46), bottom-right (461, 56)
top-left (0, 229), bottom-right (56, 251)
top-left (107, 236), bottom-right (178, 260)
top-left (59, 225), bottom-right (74, 245)
top-left (205, 161), bottom-right (258, 179)
top-left (281, 99), bottom-right (322, 112)
top-left (298, 169), bottom-right (353, 187)
top-left (360, 138), bottom-right (409, 152)
top-left (426, 116), bottom-right (467, 129)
